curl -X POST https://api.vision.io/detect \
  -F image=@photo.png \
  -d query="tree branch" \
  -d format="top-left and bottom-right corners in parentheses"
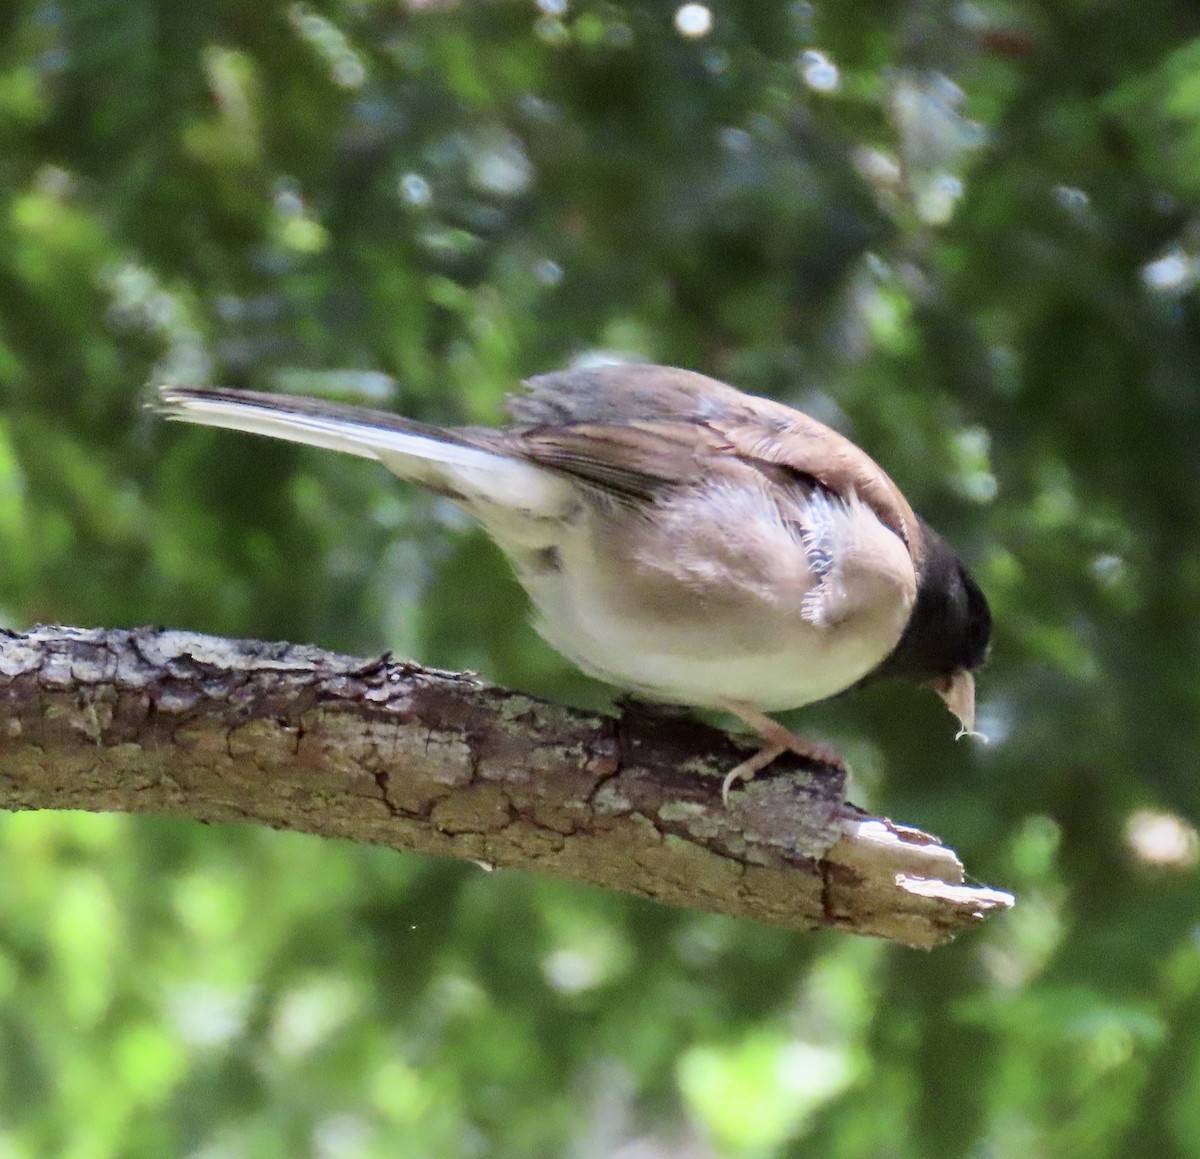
top-left (0, 626), bottom-right (1011, 947)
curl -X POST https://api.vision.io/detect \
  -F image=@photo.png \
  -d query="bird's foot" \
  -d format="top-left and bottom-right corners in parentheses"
top-left (717, 700), bottom-right (848, 805)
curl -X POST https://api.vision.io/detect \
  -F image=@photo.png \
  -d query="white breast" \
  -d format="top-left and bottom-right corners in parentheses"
top-left (505, 485), bottom-right (918, 713)
top-left (529, 588), bottom-right (901, 710)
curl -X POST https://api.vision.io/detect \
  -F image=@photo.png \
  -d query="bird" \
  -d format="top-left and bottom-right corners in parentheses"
top-left (159, 364), bottom-right (992, 802)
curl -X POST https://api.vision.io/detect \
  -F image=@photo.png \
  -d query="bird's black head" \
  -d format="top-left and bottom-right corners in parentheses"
top-left (870, 524), bottom-right (992, 684)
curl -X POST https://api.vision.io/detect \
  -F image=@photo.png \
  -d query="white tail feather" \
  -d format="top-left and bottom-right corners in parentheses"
top-left (159, 390), bottom-right (570, 520)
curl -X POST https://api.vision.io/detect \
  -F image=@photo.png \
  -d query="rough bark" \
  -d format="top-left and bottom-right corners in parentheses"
top-left (0, 626), bottom-right (1012, 948)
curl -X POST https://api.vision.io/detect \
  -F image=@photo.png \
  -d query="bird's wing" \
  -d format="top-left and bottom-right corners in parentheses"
top-left (509, 365), bottom-right (921, 554)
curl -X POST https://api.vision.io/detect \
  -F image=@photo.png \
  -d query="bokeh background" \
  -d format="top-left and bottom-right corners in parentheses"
top-left (3, 0), bottom-right (1200, 1155)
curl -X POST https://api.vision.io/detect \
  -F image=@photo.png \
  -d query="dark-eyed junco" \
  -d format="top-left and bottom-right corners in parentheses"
top-left (160, 365), bottom-right (991, 800)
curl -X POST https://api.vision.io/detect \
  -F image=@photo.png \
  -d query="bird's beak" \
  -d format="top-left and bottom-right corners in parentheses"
top-left (930, 669), bottom-right (986, 742)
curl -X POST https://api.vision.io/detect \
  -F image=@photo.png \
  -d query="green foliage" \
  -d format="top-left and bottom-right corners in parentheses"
top-left (2, 0), bottom-right (1200, 1155)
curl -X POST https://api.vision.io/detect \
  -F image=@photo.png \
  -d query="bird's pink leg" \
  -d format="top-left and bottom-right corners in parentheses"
top-left (717, 700), bottom-right (848, 804)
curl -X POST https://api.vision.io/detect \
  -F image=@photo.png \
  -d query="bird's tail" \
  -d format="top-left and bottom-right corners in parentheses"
top-left (158, 386), bottom-right (568, 517)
